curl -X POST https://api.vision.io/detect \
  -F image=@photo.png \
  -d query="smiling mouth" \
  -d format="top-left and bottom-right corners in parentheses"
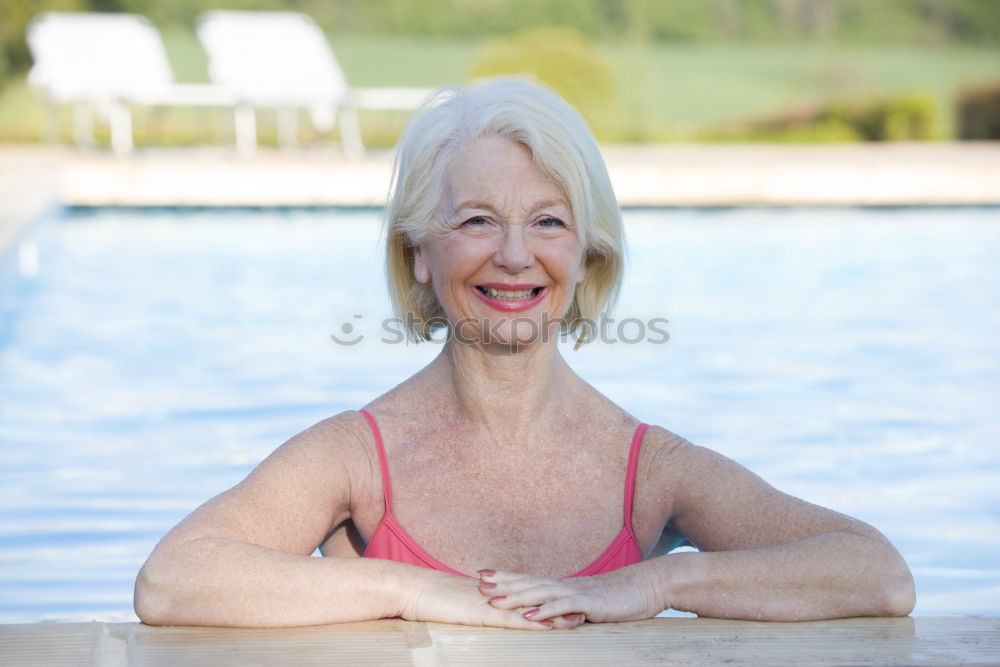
top-left (476, 286), bottom-right (543, 301)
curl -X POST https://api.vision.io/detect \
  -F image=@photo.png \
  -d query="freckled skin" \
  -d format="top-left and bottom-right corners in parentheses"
top-left (134, 136), bottom-right (915, 631)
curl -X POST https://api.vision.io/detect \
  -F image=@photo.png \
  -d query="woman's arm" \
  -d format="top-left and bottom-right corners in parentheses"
top-left (649, 443), bottom-right (915, 620)
top-left (480, 435), bottom-right (914, 623)
top-left (134, 412), bottom-right (551, 629)
top-left (135, 413), bottom-right (396, 626)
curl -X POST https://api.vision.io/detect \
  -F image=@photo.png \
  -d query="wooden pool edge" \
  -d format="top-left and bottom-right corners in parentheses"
top-left (1, 616), bottom-right (998, 666)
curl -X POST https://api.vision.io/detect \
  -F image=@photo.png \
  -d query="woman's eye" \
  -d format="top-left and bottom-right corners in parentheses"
top-left (538, 217), bottom-right (565, 228)
top-left (463, 216), bottom-right (487, 226)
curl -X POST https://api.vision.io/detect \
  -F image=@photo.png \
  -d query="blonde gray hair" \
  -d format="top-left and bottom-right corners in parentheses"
top-left (384, 77), bottom-right (624, 343)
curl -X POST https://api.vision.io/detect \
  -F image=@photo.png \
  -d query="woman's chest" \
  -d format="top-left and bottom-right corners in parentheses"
top-left (348, 439), bottom-right (671, 576)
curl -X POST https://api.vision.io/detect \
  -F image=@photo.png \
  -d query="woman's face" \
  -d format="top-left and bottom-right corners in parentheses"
top-left (414, 135), bottom-right (586, 348)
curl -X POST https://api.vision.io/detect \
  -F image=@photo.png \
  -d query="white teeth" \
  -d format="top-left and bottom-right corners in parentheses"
top-left (486, 287), bottom-right (535, 299)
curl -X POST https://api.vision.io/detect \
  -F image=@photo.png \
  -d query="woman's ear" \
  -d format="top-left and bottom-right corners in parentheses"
top-left (572, 247), bottom-right (590, 286)
top-left (413, 245), bottom-right (431, 284)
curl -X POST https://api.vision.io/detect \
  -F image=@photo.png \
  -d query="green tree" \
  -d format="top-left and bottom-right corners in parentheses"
top-left (0, 0), bottom-right (83, 88)
top-left (469, 26), bottom-right (616, 134)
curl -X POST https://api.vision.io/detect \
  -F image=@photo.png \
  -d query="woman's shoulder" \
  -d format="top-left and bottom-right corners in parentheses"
top-left (640, 423), bottom-right (695, 454)
top-left (576, 388), bottom-right (689, 452)
top-left (635, 424), bottom-right (768, 498)
top-left (360, 362), bottom-right (437, 410)
top-left (359, 369), bottom-right (457, 428)
top-left (631, 422), bottom-right (704, 488)
top-left (279, 410), bottom-right (378, 464)
top-left (297, 409), bottom-right (371, 438)
top-left (267, 410), bottom-right (384, 501)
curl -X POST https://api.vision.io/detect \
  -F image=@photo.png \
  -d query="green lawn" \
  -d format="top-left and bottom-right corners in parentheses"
top-left (2, 31), bottom-right (997, 146)
top-left (605, 42), bottom-right (999, 139)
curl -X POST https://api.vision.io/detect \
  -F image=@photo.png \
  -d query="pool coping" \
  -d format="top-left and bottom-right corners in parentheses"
top-left (1, 141), bottom-right (999, 259)
top-left (1, 616), bottom-right (997, 665)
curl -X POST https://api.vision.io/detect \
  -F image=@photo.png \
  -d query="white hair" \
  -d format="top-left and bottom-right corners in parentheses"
top-left (385, 77), bottom-right (624, 342)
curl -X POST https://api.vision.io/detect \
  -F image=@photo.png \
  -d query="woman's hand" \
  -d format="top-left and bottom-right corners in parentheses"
top-left (476, 567), bottom-right (665, 626)
top-left (398, 567), bottom-right (568, 630)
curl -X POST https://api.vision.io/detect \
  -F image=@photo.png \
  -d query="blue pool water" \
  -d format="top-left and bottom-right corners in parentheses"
top-left (0, 206), bottom-right (998, 622)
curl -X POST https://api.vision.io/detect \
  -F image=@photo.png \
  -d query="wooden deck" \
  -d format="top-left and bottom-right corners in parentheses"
top-left (40, 143), bottom-right (1000, 207)
top-left (1, 617), bottom-right (997, 666)
top-left (2, 142), bottom-right (1000, 262)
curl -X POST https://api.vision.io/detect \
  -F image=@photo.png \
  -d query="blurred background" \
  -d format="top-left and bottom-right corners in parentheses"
top-left (0, 0), bottom-right (998, 626)
top-left (1, 0), bottom-right (998, 149)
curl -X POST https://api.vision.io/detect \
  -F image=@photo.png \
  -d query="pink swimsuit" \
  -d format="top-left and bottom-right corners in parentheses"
top-left (360, 409), bottom-right (647, 577)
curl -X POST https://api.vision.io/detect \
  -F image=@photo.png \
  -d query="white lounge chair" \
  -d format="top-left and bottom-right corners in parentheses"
top-left (27, 12), bottom-right (234, 155)
top-left (196, 10), bottom-right (432, 158)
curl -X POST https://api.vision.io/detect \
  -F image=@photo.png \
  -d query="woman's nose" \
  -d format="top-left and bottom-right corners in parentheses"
top-left (493, 225), bottom-right (534, 273)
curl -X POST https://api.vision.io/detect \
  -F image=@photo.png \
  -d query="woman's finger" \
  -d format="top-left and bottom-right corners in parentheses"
top-left (479, 573), bottom-right (568, 598)
top-left (494, 612), bottom-right (556, 631)
top-left (476, 602), bottom-right (555, 631)
top-left (485, 581), bottom-right (574, 608)
top-left (477, 569), bottom-right (557, 586)
top-left (522, 595), bottom-right (591, 622)
top-left (525, 607), bottom-right (588, 629)
top-left (476, 569), bottom-right (528, 583)
top-left (485, 589), bottom-right (586, 628)
top-left (553, 612), bottom-right (587, 629)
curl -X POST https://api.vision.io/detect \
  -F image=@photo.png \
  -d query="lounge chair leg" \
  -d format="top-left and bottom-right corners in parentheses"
top-left (109, 101), bottom-right (134, 156)
top-left (42, 100), bottom-right (58, 145)
top-left (235, 105), bottom-right (257, 157)
top-left (339, 104), bottom-right (364, 160)
top-left (73, 104), bottom-right (96, 148)
top-left (278, 107), bottom-right (298, 149)
top-left (148, 105), bottom-right (169, 147)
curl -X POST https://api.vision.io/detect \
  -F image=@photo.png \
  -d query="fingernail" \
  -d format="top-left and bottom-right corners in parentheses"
top-left (479, 581), bottom-right (496, 590)
top-left (539, 619), bottom-right (554, 627)
top-left (488, 596), bottom-right (506, 604)
top-left (523, 608), bottom-right (539, 619)
top-left (477, 569), bottom-right (496, 577)
top-left (563, 613), bottom-right (584, 623)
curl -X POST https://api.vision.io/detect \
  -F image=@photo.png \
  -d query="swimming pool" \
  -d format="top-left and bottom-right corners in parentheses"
top-left (0, 206), bottom-right (997, 622)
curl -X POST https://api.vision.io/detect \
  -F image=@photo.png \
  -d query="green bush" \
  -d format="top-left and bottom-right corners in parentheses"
top-left (707, 92), bottom-right (938, 143)
top-left (956, 80), bottom-right (1000, 139)
top-left (468, 26), bottom-right (616, 136)
top-left (842, 93), bottom-right (937, 141)
top-left (701, 116), bottom-right (862, 143)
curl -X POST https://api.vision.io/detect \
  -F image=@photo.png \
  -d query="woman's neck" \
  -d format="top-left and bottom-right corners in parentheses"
top-left (429, 337), bottom-right (576, 444)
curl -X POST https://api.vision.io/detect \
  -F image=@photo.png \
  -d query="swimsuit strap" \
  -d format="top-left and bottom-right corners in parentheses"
top-left (360, 409), bottom-right (392, 511)
top-left (623, 423), bottom-right (649, 528)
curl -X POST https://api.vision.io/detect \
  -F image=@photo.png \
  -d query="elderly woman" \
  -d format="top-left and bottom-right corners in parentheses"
top-left (134, 79), bottom-right (914, 630)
